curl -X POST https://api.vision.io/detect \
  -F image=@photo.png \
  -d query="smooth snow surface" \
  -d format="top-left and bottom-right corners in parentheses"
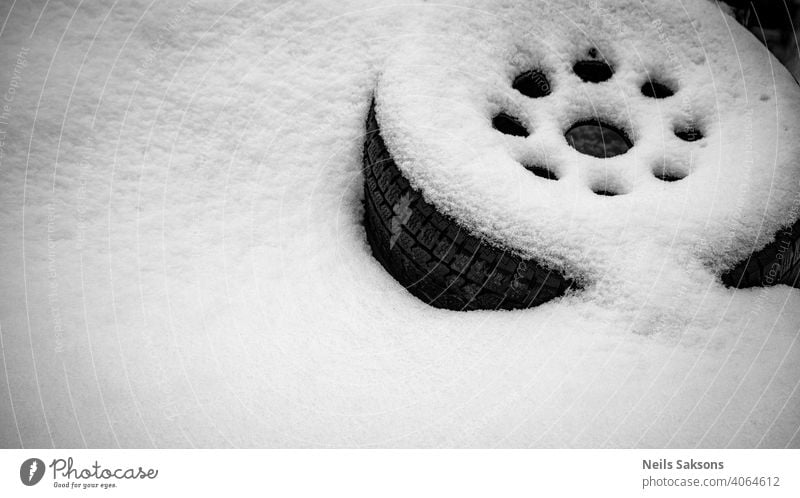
top-left (0, 0), bottom-right (798, 448)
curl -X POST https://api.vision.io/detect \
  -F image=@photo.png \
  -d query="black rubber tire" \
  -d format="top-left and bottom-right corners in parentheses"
top-left (362, 101), bottom-right (575, 311)
top-left (721, 219), bottom-right (800, 289)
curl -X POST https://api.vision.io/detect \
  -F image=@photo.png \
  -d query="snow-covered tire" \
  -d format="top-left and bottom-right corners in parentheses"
top-left (363, 101), bottom-right (575, 311)
top-left (367, 1), bottom-right (800, 310)
top-left (722, 220), bottom-right (800, 289)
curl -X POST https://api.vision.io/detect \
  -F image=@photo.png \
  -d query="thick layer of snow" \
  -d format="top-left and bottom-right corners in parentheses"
top-left (0, 0), bottom-right (798, 448)
top-left (378, 0), bottom-right (800, 285)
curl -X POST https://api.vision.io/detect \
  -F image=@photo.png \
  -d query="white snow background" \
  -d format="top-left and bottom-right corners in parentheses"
top-left (0, 0), bottom-right (799, 448)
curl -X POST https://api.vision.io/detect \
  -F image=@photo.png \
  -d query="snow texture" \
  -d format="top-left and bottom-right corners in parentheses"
top-left (0, 0), bottom-right (798, 448)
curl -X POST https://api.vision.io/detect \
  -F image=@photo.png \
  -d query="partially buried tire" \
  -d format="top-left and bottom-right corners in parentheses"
top-left (721, 219), bottom-right (800, 289)
top-left (362, 101), bottom-right (576, 311)
top-left (363, 0), bottom-right (800, 309)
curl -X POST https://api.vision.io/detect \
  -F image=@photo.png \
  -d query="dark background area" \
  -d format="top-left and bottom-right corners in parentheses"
top-left (723, 0), bottom-right (800, 78)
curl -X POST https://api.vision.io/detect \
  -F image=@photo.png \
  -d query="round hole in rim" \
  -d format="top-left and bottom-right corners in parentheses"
top-left (512, 69), bottom-right (552, 98)
top-left (591, 183), bottom-right (624, 197)
top-left (641, 79), bottom-right (675, 98)
top-left (565, 119), bottom-right (632, 158)
top-left (524, 163), bottom-right (558, 180)
top-left (675, 125), bottom-right (703, 142)
top-left (492, 112), bottom-right (529, 137)
top-left (653, 163), bottom-right (688, 182)
top-left (573, 60), bottom-right (613, 83)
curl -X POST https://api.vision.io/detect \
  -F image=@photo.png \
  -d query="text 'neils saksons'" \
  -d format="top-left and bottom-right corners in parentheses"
top-left (643, 459), bottom-right (724, 470)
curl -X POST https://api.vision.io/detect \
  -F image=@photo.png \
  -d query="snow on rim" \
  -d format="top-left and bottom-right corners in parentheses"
top-left (376, 0), bottom-right (800, 288)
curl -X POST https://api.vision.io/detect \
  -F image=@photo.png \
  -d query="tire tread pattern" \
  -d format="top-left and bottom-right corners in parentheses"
top-left (362, 101), bottom-right (575, 311)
